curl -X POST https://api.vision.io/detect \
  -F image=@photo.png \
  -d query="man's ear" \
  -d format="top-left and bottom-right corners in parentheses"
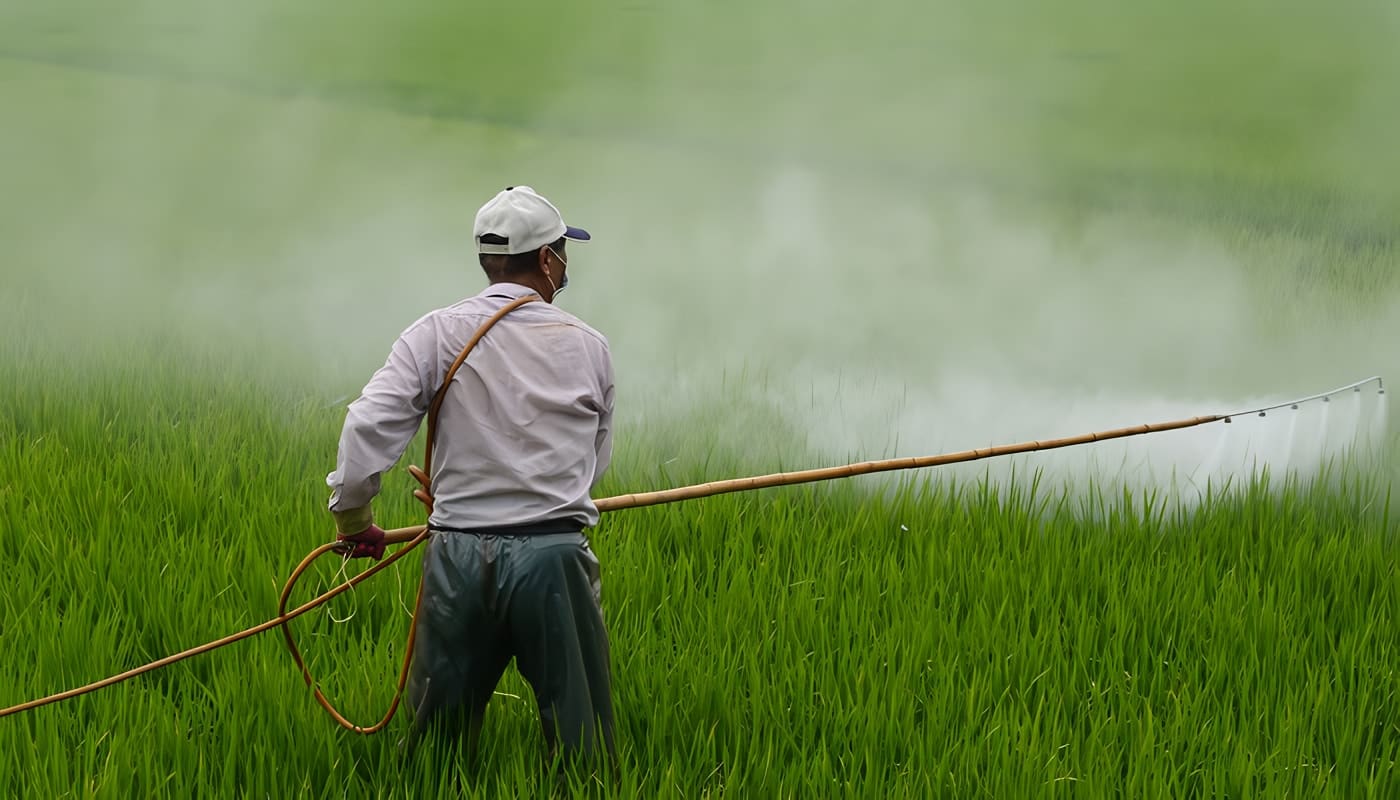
top-left (539, 248), bottom-right (552, 276)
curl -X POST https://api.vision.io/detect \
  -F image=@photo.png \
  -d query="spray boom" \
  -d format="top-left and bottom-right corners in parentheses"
top-left (1222, 375), bottom-right (1384, 421)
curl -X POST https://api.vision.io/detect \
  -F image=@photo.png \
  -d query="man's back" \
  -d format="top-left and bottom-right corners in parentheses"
top-left (325, 282), bottom-right (613, 532)
top-left (426, 284), bottom-right (614, 530)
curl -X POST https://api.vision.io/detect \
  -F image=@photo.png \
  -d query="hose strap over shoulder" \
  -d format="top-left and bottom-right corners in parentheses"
top-left (412, 293), bottom-right (541, 513)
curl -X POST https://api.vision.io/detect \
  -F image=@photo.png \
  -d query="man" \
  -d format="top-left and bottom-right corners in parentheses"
top-left (325, 185), bottom-right (617, 767)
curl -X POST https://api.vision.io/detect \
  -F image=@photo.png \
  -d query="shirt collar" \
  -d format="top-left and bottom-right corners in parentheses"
top-left (481, 281), bottom-right (540, 300)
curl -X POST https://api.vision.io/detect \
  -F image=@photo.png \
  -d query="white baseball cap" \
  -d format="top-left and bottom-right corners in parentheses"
top-left (473, 185), bottom-right (591, 255)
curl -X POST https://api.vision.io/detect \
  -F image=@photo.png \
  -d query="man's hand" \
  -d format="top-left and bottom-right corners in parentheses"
top-left (408, 464), bottom-right (434, 514)
top-left (336, 524), bottom-right (387, 560)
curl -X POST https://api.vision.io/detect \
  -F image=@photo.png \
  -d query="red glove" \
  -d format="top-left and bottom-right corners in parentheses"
top-left (336, 524), bottom-right (386, 560)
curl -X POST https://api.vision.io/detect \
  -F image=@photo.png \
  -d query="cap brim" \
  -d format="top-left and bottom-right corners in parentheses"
top-left (564, 226), bottom-right (591, 242)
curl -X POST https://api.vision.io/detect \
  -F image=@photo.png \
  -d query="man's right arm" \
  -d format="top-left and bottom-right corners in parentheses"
top-left (325, 324), bottom-right (435, 534)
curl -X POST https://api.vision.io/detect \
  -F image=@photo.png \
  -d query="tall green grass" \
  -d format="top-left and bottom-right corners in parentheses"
top-left (2, 0), bottom-right (1399, 796)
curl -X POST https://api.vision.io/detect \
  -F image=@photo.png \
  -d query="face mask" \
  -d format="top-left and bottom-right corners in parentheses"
top-left (546, 247), bottom-right (570, 299)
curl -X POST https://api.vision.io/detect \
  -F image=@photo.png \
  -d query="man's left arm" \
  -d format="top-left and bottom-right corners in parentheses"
top-left (591, 346), bottom-right (616, 490)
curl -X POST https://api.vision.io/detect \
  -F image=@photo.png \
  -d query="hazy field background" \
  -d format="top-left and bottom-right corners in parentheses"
top-left (1, 0), bottom-right (1398, 796)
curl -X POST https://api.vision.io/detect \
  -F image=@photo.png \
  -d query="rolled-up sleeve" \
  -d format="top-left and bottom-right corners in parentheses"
top-left (326, 323), bottom-right (433, 533)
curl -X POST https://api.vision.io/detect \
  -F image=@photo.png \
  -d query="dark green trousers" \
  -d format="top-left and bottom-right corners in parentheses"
top-left (405, 530), bottom-right (616, 764)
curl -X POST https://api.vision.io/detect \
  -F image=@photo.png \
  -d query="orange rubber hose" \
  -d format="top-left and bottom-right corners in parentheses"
top-left (275, 293), bottom-right (539, 733)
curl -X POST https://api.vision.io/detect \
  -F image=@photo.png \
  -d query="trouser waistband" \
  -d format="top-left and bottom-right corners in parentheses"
top-left (428, 517), bottom-right (584, 536)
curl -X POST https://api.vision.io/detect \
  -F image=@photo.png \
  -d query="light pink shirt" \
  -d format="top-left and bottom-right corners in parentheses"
top-left (327, 282), bottom-right (615, 529)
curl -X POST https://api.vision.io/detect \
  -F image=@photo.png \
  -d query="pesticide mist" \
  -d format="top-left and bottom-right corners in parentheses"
top-left (3, 2), bottom-right (1396, 506)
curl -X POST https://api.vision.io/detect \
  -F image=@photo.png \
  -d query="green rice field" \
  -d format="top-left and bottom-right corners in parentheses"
top-left (2, 1), bottom-right (1399, 796)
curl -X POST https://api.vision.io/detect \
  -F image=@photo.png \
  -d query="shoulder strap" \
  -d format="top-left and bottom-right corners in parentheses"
top-left (409, 293), bottom-right (540, 512)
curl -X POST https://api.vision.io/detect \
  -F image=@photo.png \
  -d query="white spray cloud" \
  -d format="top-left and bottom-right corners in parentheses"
top-left (2, 2), bottom-right (1396, 501)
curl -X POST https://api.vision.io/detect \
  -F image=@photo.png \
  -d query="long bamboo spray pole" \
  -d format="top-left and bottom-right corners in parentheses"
top-left (0, 412), bottom-right (1224, 722)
